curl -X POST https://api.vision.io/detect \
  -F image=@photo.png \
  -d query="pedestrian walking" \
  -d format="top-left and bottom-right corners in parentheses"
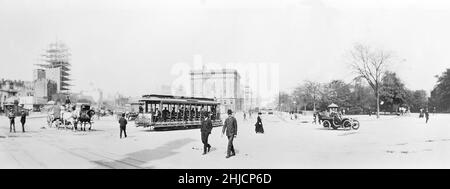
top-left (222, 109), bottom-right (237, 158)
top-left (243, 112), bottom-right (246, 120)
top-left (8, 108), bottom-right (16, 133)
top-left (200, 112), bottom-right (213, 155)
top-left (313, 112), bottom-right (317, 124)
top-left (20, 110), bottom-right (26, 132)
top-left (255, 112), bottom-right (264, 133)
top-left (425, 110), bottom-right (429, 124)
top-left (118, 113), bottom-right (127, 138)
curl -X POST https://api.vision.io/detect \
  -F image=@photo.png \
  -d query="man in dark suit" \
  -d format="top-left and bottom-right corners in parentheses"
top-left (200, 112), bottom-right (213, 155)
top-left (20, 110), bottom-right (26, 132)
top-left (222, 109), bottom-right (237, 158)
top-left (8, 108), bottom-right (16, 133)
top-left (118, 113), bottom-right (128, 139)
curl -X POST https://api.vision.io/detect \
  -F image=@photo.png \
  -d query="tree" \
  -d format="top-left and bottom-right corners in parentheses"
top-left (348, 43), bottom-right (394, 118)
top-left (349, 77), bottom-right (376, 112)
top-left (302, 81), bottom-right (321, 111)
top-left (405, 89), bottom-right (428, 112)
top-left (326, 80), bottom-right (352, 107)
top-left (429, 69), bottom-right (450, 112)
top-left (379, 71), bottom-right (408, 113)
top-left (277, 92), bottom-right (293, 112)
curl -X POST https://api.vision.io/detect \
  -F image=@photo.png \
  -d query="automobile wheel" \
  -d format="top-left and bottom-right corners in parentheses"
top-left (351, 120), bottom-right (360, 130)
top-left (322, 120), bottom-right (331, 128)
top-left (343, 120), bottom-right (352, 130)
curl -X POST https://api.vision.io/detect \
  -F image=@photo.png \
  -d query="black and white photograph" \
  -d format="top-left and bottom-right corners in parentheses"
top-left (2, 0), bottom-right (450, 177)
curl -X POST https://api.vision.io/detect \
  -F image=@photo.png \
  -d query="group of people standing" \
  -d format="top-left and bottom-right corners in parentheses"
top-left (151, 106), bottom-right (218, 122)
top-left (6, 108), bottom-right (27, 133)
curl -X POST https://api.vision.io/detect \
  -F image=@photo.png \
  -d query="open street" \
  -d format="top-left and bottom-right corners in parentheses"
top-left (1, 113), bottom-right (449, 169)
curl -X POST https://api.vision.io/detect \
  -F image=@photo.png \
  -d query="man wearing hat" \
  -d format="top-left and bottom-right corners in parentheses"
top-left (8, 108), bottom-right (16, 133)
top-left (118, 113), bottom-right (128, 139)
top-left (200, 112), bottom-right (213, 155)
top-left (222, 109), bottom-right (237, 158)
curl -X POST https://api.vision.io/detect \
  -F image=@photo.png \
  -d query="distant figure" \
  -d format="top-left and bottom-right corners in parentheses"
top-left (243, 112), bottom-right (246, 120)
top-left (20, 111), bottom-right (26, 132)
top-left (65, 96), bottom-right (71, 106)
top-left (425, 110), bottom-right (429, 124)
top-left (162, 107), bottom-right (170, 122)
top-left (419, 108), bottom-right (424, 118)
top-left (222, 109), bottom-right (237, 158)
top-left (139, 106), bottom-right (144, 114)
top-left (313, 112), bottom-right (317, 124)
top-left (155, 108), bottom-right (161, 122)
top-left (118, 113), bottom-right (128, 139)
top-left (171, 107), bottom-right (176, 121)
top-left (8, 108), bottom-right (16, 133)
top-left (255, 112), bottom-right (264, 134)
top-left (317, 111), bottom-right (323, 124)
top-left (200, 112), bottom-right (213, 155)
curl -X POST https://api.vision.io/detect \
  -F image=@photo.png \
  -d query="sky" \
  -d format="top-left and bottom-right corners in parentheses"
top-left (1, 0), bottom-right (450, 98)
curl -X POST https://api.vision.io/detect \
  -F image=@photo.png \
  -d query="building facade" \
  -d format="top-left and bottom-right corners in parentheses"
top-left (36, 42), bottom-right (71, 93)
top-left (190, 69), bottom-right (243, 113)
top-left (33, 78), bottom-right (57, 105)
top-left (34, 69), bottom-right (46, 81)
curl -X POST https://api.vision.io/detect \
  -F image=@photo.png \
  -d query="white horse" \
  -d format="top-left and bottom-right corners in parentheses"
top-left (61, 110), bottom-right (76, 129)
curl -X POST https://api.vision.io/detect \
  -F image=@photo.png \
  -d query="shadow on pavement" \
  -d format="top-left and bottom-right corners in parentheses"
top-left (92, 138), bottom-right (195, 169)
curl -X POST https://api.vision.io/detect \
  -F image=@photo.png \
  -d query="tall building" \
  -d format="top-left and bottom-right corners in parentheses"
top-left (36, 42), bottom-right (71, 93)
top-left (33, 78), bottom-right (57, 104)
top-left (33, 69), bottom-right (46, 80)
top-left (190, 69), bottom-right (243, 113)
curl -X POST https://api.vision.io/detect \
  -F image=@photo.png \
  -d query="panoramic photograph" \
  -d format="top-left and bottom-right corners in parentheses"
top-left (1, 0), bottom-right (450, 170)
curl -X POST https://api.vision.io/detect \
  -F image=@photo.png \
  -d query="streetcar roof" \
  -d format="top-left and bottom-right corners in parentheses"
top-left (138, 94), bottom-right (219, 105)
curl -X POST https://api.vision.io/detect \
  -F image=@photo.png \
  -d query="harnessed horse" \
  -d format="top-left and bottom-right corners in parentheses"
top-left (78, 109), bottom-right (95, 131)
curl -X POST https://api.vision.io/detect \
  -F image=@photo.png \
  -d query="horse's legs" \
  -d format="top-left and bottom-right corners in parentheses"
top-left (89, 121), bottom-right (92, 131)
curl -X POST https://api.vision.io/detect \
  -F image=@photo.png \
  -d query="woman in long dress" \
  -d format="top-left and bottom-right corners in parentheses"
top-left (255, 112), bottom-right (264, 134)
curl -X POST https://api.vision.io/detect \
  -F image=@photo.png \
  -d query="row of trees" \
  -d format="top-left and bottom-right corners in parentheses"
top-left (278, 75), bottom-right (428, 115)
top-left (277, 43), bottom-right (430, 117)
top-left (429, 69), bottom-right (450, 112)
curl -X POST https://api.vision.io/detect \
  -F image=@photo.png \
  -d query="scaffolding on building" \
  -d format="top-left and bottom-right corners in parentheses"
top-left (35, 41), bottom-right (72, 93)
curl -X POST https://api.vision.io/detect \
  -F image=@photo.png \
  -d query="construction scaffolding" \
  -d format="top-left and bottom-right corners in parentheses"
top-left (36, 41), bottom-right (72, 93)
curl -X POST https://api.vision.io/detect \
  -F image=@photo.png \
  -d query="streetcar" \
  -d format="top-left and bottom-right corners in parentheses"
top-left (135, 94), bottom-right (222, 130)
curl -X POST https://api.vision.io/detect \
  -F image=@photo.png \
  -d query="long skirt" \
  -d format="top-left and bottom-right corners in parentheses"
top-left (255, 124), bottom-right (264, 133)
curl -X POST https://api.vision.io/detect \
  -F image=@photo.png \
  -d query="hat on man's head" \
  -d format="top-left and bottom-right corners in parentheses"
top-left (227, 109), bottom-right (233, 115)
